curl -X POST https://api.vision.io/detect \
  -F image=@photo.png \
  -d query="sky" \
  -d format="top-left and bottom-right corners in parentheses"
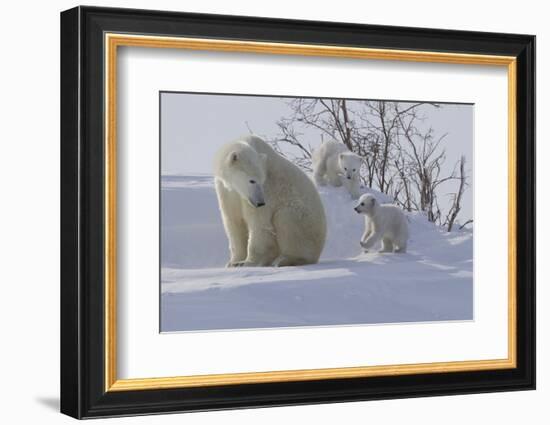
top-left (160, 92), bottom-right (473, 222)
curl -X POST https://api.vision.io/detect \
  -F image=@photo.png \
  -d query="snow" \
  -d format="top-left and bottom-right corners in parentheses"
top-left (161, 175), bottom-right (473, 332)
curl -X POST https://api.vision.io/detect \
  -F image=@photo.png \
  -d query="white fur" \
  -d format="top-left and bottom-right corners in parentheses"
top-left (312, 140), bottom-right (362, 199)
top-left (214, 135), bottom-right (327, 267)
top-left (354, 194), bottom-right (409, 253)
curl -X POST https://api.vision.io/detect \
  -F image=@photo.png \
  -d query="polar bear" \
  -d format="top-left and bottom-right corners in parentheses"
top-left (214, 135), bottom-right (327, 267)
top-left (312, 140), bottom-right (362, 199)
top-left (354, 194), bottom-right (408, 253)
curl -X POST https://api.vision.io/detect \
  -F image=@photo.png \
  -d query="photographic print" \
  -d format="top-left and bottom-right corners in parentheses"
top-left (160, 92), bottom-right (474, 332)
top-left (61, 8), bottom-right (535, 417)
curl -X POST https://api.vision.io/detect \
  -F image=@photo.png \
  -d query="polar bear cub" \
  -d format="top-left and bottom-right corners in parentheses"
top-left (312, 140), bottom-right (362, 199)
top-left (214, 135), bottom-right (327, 267)
top-left (354, 194), bottom-right (409, 253)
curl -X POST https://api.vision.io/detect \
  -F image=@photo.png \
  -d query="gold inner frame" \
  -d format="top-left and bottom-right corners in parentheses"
top-left (104, 33), bottom-right (517, 392)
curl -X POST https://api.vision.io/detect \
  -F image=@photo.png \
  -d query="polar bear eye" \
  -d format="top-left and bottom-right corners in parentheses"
top-left (344, 167), bottom-right (347, 171)
top-left (249, 180), bottom-right (256, 184)
top-left (352, 169), bottom-right (356, 172)
top-left (361, 202), bottom-right (365, 206)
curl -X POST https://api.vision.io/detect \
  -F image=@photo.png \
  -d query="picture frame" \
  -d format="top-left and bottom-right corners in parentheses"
top-left (60, 5), bottom-right (535, 419)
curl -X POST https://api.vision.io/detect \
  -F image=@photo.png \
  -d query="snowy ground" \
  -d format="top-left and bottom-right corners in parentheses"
top-left (161, 174), bottom-right (473, 332)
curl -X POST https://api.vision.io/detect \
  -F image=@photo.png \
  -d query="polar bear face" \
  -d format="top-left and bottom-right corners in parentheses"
top-left (222, 145), bottom-right (268, 208)
top-left (354, 194), bottom-right (378, 215)
top-left (338, 152), bottom-right (362, 181)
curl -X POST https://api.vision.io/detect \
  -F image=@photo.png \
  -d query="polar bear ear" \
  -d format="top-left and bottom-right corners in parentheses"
top-left (339, 153), bottom-right (344, 160)
top-left (370, 197), bottom-right (377, 207)
top-left (228, 151), bottom-right (238, 165)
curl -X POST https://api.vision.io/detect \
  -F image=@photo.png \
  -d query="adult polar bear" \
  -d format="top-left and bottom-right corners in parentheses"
top-left (214, 135), bottom-right (327, 267)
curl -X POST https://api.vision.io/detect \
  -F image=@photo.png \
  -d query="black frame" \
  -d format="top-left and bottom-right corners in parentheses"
top-left (61, 5), bottom-right (536, 419)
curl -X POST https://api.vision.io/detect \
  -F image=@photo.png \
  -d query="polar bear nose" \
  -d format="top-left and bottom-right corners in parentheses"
top-left (256, 201), bottom-right (266, 207)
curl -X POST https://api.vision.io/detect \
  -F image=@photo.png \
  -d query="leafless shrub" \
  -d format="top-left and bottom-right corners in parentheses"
top-left (266, 98), bottom-right (472, 230)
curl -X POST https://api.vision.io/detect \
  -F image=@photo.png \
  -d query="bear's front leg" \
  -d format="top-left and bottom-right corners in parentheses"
top-left (344, 178), bottom-right (361, 200)
top-left (327, 171), bottom-right (343, 187)
top-left (313, 172), bottom-right (327, 187)
top-left (224, 221), bottom-right (249, 267)
top-left (360, 221), bottom-right (373, 252)
top-left (215, 180), bottom-right (249, 267)
top-left (238, 205), bottom-right (279, 266)
top-left (360, 231), bottom-right (382, 252)
top-left (241, 228), bottom-right (279, 266)
top-left (313, 160), bottom-right (328, 187)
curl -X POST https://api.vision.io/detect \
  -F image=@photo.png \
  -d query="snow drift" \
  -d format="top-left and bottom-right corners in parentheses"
top-left (161, 175), bottom-right (473, 332)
